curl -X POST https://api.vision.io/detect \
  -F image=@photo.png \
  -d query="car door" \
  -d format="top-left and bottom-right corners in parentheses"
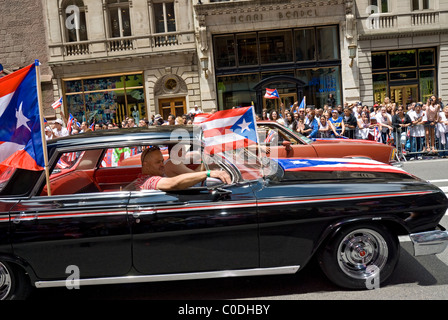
top-left (128, 183), bottom-right (258, 275)
top-left (9, 191), bottom-right (132, 280)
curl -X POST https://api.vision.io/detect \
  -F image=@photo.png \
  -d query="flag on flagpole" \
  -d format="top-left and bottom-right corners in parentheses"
top-left (298, 96), bottom-right (306, 110)
top-left (0, 63), bottom-right (45, 171)
top-left (51, 97), bottom-right (63, 109)
top-left (194, 106), bottom-right (258, 155)
top-left (264, 88), bottom-right (279, 99)
top-left (67, 113), bottom-right (74, 133)
top-left (89, 122), bottom-right (95, 131)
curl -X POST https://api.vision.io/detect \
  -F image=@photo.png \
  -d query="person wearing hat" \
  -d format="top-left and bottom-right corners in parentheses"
top-left (153, 114), bottom-right (165, 126)
top-left (45, 126), bottom-right (55, 140)
top-left (52, 119), bottom-right (69, 137)
top-left (188, 104), bottom-right (202, 115)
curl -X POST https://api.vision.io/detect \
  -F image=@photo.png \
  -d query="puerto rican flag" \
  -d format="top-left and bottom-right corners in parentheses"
top-left (67, 113), bottom-right (74, 133)
top-left (264, 88), bottom-right (279, 99)
top-left (0, 63), bottom-right (44, 171)
top-left (51, 97), bottom-right (62, 109)
top-left (194, 106), bottom-right (258, 155)
top-left (275, 158), bottom-right (407, 174)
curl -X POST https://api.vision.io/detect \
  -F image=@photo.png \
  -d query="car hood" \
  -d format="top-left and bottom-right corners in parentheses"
top-left (310, 138), bottom-right (383, 146)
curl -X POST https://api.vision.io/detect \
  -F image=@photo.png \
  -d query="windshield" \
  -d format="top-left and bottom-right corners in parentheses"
top-left (0, 166), bottom-right (15, 193)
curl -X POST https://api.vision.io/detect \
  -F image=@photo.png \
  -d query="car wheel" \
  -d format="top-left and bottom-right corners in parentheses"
top-left (0, 261), bottom-right (31, 300)
top-left (317, 224), bottom-right (400, 289)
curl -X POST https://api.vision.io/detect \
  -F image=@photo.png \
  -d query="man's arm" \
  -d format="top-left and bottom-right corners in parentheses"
top-left (157, 170), bottom-right (231, 191)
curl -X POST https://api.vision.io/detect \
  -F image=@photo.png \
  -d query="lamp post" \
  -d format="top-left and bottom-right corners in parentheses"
top-left (348, 44), bottom-right (357, 68)
top-left (200, 56), bottom-right (209, 79)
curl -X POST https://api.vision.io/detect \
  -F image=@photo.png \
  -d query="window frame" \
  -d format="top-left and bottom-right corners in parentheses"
top-left (106, 0), bottom-right (132, 38)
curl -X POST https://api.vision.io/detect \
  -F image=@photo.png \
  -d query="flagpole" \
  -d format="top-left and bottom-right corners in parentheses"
top-left (35, 60), bottom-right (52, 196)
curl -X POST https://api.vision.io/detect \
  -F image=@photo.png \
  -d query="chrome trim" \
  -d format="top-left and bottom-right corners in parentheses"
top-left (34, 265), bottom-right (300, 289)
top-left (409, 230), bottom-right (448, 256)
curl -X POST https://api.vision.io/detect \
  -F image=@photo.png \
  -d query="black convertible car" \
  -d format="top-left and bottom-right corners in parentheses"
top-left (0, 126), bottom-right (447, 299)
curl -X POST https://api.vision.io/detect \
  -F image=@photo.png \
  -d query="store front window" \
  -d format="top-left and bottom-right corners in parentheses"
top-left (296, 66), bottom-right (342, 107)
top-left (371, 48), bottom-right (437, 105)
top-left (63, 73), bottom-right (146, 126)
top-left (213, 25), bottom-right (341, 112)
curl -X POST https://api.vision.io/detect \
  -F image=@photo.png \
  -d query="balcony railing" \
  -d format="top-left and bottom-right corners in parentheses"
top-left (411, 11), bottom-right (439, 25)
top-left (49, 31), bottom-right (196, 62)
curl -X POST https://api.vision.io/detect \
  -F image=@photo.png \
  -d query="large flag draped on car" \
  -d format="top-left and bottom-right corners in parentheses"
top-left (194, 106), bottom-right (259, 155)
top-left (0, 63), bottom-right (44, 171)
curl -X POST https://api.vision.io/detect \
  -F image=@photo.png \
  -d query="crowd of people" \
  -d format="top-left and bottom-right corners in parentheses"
top-left (259, 95), bottom-right (448, 160)
top-left (46, 96), bottom-right (448, 161)
top-left (45, 105), bottom-right (205, 140)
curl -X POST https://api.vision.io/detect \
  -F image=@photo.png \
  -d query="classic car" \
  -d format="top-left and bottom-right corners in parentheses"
top-left (118, 121), bottom-right (396, 167)
top-left (0, 126), bottom-right (447, 300)
top-left (257, 121), bottom-right (396, 163)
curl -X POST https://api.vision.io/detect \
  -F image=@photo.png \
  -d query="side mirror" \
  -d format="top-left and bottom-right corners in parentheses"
top-left (282, 141), bottom-right (292, 151)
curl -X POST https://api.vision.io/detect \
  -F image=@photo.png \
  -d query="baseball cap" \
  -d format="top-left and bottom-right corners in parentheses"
top-left (54, 119), bottom-right (63, 125)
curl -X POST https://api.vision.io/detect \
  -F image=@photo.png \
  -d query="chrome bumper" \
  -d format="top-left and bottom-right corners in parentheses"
top-left (409, 228), bottom-right (448, 256)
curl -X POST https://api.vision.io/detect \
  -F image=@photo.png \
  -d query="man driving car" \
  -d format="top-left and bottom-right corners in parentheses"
top-left (125, 146), bottom-right (231, 191)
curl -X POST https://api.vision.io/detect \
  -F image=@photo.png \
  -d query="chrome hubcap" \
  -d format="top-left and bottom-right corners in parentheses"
top-left (0, 262), bottom-right (12, 300)
top-left (337, 229), bottom-right (388, 280)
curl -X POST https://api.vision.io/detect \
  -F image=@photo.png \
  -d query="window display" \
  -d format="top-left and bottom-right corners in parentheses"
top-left (63, 73), bottom-right (145, 126)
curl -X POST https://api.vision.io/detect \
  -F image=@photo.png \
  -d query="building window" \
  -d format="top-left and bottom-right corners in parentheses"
top-left (371, 48), bottom-right (437, 105)
top-left (370, 0), bottom-right (389, 13)
top-left (258, 30), bottom-right (293, 64)
top-left (412, 0), bottom-right (431, 11)
top-left (154, 1), bottom-right (176, 33)
top-left (63, 73), bottom-right (145, 126)
top-left (63, 0), bottom-right (88, 42)
top-left (317, 26), bottom-right (340, 61)
top-left (294, 28), bottom-right (316, 61)
top-left (107, 0), bottom-right (132, 38)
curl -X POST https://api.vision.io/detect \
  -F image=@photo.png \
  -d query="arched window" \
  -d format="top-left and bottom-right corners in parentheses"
top-left (62, 0), bottom-right (88, 42)
top-left (107, 0), bottom-right (132, 38)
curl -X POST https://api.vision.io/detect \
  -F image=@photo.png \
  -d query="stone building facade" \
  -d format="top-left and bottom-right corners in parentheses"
top-left (2, 0), bottom-right (447, 125)
top-left (0, 0), bottom-right (54, 118)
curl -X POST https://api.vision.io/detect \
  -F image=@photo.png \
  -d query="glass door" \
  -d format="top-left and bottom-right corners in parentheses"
top-left (390, 85), bottom-right (418, 106)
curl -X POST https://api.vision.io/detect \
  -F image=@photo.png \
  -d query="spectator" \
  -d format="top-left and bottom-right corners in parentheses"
top-left (45, 126), bottom-right (54, 140)
top-left (52, 119), bottom-right (69, 137)
top-left (306, 111), bottom-right (319, 138)
top-left (342, 107), bottom-right (357, 139)
top-left (270, 110), bottom-right (284, 125)
top-left (376, 106), bottom-right (393, 144)
top-left (408, 103), bottom-right (426, 160)
top-left (284, 112), bottom-right (294, 130)
top-left (357, 111), bottom-right (374, 140)
top-left (189, 104), bottom-right (202, 115)
top-left (328, 109), bottom-right (345, 137)
top-left (317, 115), bottom-right (331, 138)
top-left (153, 114), bottom-right (164, 126)
top-left (175, 116), bottom-right (184, 125)
top-left (424, 96), bottom-right (440, 153)
top-left (326, 93), bottom-right (336, 108)
top-left (437, 106), bottom-right (448, 157)
top-left (392, 106), bottom-right (412, 153)
top-left (163, 114), bottom-right (175, 126)
top-left (294, 117), bottom-right (311, 136)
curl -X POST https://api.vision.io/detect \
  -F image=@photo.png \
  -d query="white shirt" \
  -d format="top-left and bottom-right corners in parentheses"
top-left (53, 127), bottom-right (69, 137)
top-left (408, 110), bottom-right (426, 137)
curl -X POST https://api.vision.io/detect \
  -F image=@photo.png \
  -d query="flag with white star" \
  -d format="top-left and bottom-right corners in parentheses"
top-left (194, 106), bottom-right (258, 155)
top-left (0, 63), bottom-right (44, 171)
